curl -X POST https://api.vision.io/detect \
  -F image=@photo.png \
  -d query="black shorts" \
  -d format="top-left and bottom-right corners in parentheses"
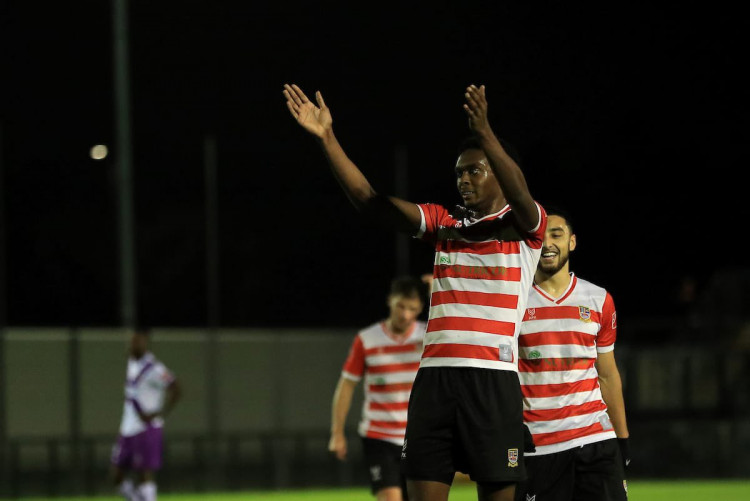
top-left (361, 437), bottom-right (407, 497)
top-left (514, 439), bottom-right (627, 501)
top-left (402, 367), bottom-right (526, 485)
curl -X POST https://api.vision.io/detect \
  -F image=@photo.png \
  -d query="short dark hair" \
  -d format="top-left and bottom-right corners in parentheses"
top-left (458, 136), bottom-right (523, 167)
top-left (543, 204), bottom-right (574, 233)
top-left (389, 276), bottom-right (428, 302)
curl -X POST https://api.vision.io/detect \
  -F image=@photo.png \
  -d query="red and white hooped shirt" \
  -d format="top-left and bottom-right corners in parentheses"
top-left (416, 203), bottom-right (546, 372)
top-left (342, 320), bottom-right (426, 445)
top-left (519, 273), bottom-right (618, 455)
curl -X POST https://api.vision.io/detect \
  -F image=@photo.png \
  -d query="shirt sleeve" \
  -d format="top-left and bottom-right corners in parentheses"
top-left (415, 203), bottom-right (449, 243)
top-left (596, 292), bottom-right (617, 353)
top-left (524, 202), bottom-right (547, 250)
top-left (341, 335), bottom-right (366, 382)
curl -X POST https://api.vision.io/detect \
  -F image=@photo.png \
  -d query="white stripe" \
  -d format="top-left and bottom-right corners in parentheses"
top-left (366, 352), bottom-right (422, 366)
top-left (341, 370), bottom-right (361, 382)
top-left (369, 424), bottom-right (407, 434)
top-left (527, 410), bottom-right (605, 435)
top-left (425, 330), bottom-right (514, 347)
top-left (596, 343), bottom-right (614, 353)
top-left (520, 318), bottom-right (600, 336)
top-left (432, 276), bottom-right (522, 295)
top-left (415, 205), bottom-right (426, 238)
top-left (519, 367), bottom-right (598, 385)
top-left (437, 250), bottom-right (523, 268)
top-left (364, 371), bottom-right (418, 384)
top-left (524, 388), bottom-right (604, 411)
top-left (519, 344), bottom-right (597, 359)
top-left (368, 391), bottom-right (412, 403)
top-left (429, 303), bottom-right (520, 324)
top-left (365, 410), bottom-right (408, 422)
top-left (527, 431), bottom-right (616, 456)
top-left (420, 357), bottom-right (518, 372)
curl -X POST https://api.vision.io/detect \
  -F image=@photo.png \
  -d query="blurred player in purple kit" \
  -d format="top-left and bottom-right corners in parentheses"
top-left (111, 329), bottom-right (181, 501)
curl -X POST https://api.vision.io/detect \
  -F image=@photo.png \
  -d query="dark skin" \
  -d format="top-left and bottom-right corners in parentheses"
top-left (111, 332), bottom-right (182, 487)
top-left (284, 83), bottom-right (538, 501)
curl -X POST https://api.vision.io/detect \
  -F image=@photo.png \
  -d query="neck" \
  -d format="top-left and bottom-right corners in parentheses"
top-left (534, 267), bottom-right (572, 299)
top-left (386, 319), bottom-right (409, 336)
top-left (470, 197), bottom-right (507, 219)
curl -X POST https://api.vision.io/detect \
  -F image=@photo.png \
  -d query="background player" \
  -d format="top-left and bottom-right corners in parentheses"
top-left (329, 276), bottom-right (428, 501)
top-left (284, 83), bottom-right (546, 501)
top-left (516, 207), bottom-right (629, 501)
top-left (111, 329), bottom-right (182, 501)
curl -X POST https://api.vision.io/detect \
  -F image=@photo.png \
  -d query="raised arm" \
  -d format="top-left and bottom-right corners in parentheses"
top-left (283, 84), bottom-right (421, 233)
top-left (463, 85), bottom-right (539, 232)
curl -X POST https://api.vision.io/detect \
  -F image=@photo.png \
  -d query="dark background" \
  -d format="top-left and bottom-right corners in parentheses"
top-left (2, 1), bottom-right (744, 329)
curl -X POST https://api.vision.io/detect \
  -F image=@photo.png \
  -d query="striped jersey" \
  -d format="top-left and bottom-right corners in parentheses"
top-left (519, 274), bottom-right (618, 455)
top-left (119, 352), bottom-right (175, 437)
top-left (342, 320), bottom-right (427, 445)
top-left (416, 202), bottom-right (546, 371)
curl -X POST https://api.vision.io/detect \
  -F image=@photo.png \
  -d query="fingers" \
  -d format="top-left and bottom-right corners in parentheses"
top-left (285, 99), bottom-right (299, 120)
top-left (283, 83), bottom-right (309, 107)
top-left (316, 90), bottom-right (326, 109)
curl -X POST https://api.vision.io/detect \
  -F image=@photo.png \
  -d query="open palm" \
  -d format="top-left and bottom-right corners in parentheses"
top-left (283, 84), bottom-right (332, 138)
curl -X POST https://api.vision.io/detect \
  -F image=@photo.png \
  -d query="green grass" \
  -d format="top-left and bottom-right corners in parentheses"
top-left (20, 480), bottom-right (750, 501)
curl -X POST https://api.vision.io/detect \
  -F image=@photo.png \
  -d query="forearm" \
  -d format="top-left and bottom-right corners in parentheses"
top-left (161, 382), bottom-right (181, 418)
top-left (331, 379), bottom-right (355, 435)
top-left (474, 128), bottom-right (534, 209)
top-left (599, 373), bottom-right (629, 438)
top-left (318, 129), bottom-right (377, 210)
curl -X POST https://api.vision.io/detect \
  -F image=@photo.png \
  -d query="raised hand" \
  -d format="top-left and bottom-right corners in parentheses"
top-left (463, 84), bottom-right (491, 135)
top-left (283, 83), bottom-right (332, 138)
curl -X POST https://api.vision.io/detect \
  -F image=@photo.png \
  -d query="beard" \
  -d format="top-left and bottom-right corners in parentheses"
top-left (538, 251), bottom-right (570, 276)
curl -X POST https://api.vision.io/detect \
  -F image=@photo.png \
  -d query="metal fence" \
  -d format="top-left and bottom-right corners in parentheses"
top-left (1, 322), bottom-right (748, 497)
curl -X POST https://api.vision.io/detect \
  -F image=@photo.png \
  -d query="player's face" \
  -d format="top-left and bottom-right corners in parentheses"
top-left (129, 332), bottom-right (148, 358)
top-left (538, 215), bottom-right (576, 276)
top-left (387, 294), bottom-right (423, 333)
top-left (455, 149), bottom-right (503, 211)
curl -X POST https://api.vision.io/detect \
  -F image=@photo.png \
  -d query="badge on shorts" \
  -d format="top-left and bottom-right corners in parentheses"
top-left (507, 448), bottom-right (519, 467)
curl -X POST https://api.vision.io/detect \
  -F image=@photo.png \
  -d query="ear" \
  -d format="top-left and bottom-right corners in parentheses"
top-left (569, 234), bottom-right (577, 252)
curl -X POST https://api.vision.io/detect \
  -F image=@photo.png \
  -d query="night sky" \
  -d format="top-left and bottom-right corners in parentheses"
top-left (2, 2), bottom-right (744, 330)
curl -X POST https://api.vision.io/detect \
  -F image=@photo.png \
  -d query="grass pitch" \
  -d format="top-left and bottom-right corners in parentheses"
top-left (21, 480), bottom-right (750, 500)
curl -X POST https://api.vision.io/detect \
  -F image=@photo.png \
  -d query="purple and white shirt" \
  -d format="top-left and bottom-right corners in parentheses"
top-left (119, 352), bottom-right (175, 437)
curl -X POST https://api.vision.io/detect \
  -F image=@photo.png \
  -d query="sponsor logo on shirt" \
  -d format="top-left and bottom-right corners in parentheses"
top-left (528, 350), bottom-right (541, 360)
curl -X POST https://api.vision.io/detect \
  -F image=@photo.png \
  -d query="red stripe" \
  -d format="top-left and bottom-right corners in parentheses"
top-left (524, 400), bottom-right (607, 422)
top-left (427, 316), bottom-right (516, 336)
top-left (364, 344), bottom-right (422, 356)
top-left (369, 401), bottom-right (409, 411)
top-left (422, 343), bottom-right (500, 361)
top-left (521, 378), bottom-right (600, 398)
top-left (369, 382), bottom-right (413, 393)
top-left (365, 430), bottom-right (404, 440)
top-left (532, 422), bottom-right (606, 446)
top-left (519, 358), bottom-right (595, 373)
top-left (434, 264), bottom-right (521, 282)
top-left (367, 362), bottom-right (421, 374)
top-left (436, 239), bottom-right (521, 256)
top-left (523, 305), bottom-right (601, 323)
top-left (432, 290), bottom-right (518, 309)
top-left (520, 331), bottom-right (596, 347)
top-left (368, 420), bottom-right (408, 429)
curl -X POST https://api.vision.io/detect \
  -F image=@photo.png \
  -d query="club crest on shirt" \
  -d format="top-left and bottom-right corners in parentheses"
top-left (578, 306), bottom-right (592, 322)
top-left (507, 448), bottom-right (519, 467)
top-left (526, 308), bottom-right (536, 320)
